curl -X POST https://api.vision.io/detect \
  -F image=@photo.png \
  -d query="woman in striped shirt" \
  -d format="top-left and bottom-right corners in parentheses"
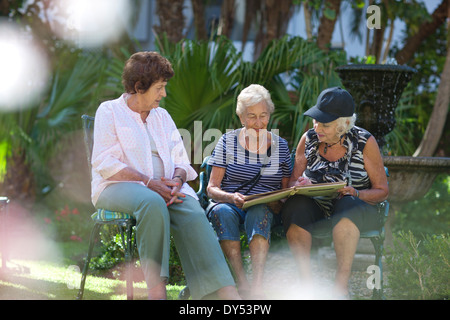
top-left (281, 87), bottom-right (388, 298)
top-left (207, 84), bottom-right (292, 299)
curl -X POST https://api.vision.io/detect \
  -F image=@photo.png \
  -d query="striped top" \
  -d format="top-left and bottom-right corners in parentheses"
top-left (208, 129), bottom-right (292, 195)
top-left (304, 126), bottom-right (372, 215)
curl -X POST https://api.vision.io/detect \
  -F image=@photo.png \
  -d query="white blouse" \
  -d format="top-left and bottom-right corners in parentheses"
top-left (146, 125), bottom-right (165, 180)
top-left (91, 93), bottom-right (198, 205)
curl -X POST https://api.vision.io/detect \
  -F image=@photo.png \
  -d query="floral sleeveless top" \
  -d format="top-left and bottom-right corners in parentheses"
top-left (303, 126), bottom-right (372, 216)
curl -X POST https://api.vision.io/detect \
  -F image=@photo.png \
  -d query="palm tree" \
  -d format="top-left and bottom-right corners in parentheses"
top-left (316, 0), bottom-right (342, 51)
top-left (240, 0), bottom-right (296, 60)
top-left (154, 0), bottom-right (185, 43)
top-left (218, 0), bottom-right (236, 38)
top-left (191, 0), bottom-right (208, 40)
top-left (413, 7), bottom-right (450, 157)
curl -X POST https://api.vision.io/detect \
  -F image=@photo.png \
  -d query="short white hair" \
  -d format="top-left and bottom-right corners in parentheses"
top-left (236, 84), bottom-right (275, 116)
top-left (335, 113), bottom-right (357, 137)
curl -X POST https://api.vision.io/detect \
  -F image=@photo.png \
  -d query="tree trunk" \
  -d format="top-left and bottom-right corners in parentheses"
top-left (242, 0), bottom-right (259, 51)
top-left (413, 5), bottom-right (450, 157)
top-left (154, 0), bottom-right (185, 43)
top-left (381, 19), bottom-right (394, 63)
top-left (303, 2), bottom-right (313, 41)
top-left (371, 27), bottom-right (385, 62)
top-left (254, 0), bottom-right (294, 59)
top-left (0, 0), bottom-right (22, 16)
top-left (316, 0), bottom-right (341, 52)
top-left (191, 0), bottom-right (207, 40)
top-left (219, 0), bottom-right (236, 38)
top-left (395, 0), bottom-right (448, 65)
top-left (2, 150), bottom-right (35, 205)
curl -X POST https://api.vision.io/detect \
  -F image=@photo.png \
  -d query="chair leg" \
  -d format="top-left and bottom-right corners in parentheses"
top-left (77, 223), bottom-right (102, 300)
top-left (370, 236), bottom-right (385, 300)
top-left (178, 286), bottom-right (190, 300)
top-left (120, 223), bottom-right (134, 300)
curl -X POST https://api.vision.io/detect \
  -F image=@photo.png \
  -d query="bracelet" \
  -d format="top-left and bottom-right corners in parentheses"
top-left (355, 189), bottom-right (359, 198)
top-left (146, 178), bottom-right (151, 187)
top-left (173, 175), bottom-right (184, 185)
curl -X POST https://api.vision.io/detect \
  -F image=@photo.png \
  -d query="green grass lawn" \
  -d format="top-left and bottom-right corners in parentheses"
top-left (0, 242), bottom-right (185, 300)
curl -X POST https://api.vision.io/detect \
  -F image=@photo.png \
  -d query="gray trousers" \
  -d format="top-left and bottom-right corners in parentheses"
top-left (96, 182), bottom-right (235, 299)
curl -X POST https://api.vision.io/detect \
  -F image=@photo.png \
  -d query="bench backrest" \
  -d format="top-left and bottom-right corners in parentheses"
top-left (81, 115), bottom-right (95, 176)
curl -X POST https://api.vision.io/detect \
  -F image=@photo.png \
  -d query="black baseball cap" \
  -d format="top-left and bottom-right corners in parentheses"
top-left (304, 87), bottom-right (355, 123)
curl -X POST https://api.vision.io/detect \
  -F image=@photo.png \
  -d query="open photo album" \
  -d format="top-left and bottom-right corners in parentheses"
top-left (242, 181), bottom-right (346, 209)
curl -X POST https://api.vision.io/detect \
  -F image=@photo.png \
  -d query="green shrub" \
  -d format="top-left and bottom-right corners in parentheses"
top-left (89, 228), bottom-right (129, 275)
top-left (89, 226), bottom-right (185, 285)
top-left (386, 231), bottom-right (449, 299)
top-left (393, 175), bottom-right (450, 237)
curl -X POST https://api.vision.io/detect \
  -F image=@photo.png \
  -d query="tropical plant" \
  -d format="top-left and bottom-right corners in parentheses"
top-left (264, 36), bottom-right (346, 148)
top-left (155, 35), bottom-right (346, 152)
top-left (0, 49), bottom-right (108, 201)
top-left (384, 83), bottom-right (417, 156)
top-left (159, 35), bottom-right (242, 133)
top-left (101, 34), bottom-right (347, 158)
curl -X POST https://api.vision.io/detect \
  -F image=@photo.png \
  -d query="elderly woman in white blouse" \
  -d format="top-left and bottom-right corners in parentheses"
top-left (91, 51), bottom-right (240, 300)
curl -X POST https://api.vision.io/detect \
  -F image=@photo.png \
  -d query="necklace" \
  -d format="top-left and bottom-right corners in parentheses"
top-left (323, 135), bottom-right (345, 154)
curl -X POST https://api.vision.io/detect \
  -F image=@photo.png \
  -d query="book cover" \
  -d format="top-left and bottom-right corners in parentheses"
top-left (242, 181), bottom-right (346, 209)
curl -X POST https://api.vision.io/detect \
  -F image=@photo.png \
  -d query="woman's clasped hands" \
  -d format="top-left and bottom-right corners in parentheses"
top-left (146, 177), bottom-right (186, 206)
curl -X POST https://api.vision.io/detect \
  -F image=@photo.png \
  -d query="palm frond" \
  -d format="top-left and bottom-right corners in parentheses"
top-left (160, 36), bottom-right (241, 132)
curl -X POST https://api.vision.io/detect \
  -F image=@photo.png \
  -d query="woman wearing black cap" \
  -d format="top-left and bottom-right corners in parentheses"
top-left (280, 87), bottom-right (389, 298)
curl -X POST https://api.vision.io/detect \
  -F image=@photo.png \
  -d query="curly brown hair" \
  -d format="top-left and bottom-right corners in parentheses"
top-left (122, 51), bottom-right (174, 94)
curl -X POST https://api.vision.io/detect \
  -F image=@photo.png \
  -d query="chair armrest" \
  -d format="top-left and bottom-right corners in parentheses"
top-left (196, 156), bottom-right (211, 210)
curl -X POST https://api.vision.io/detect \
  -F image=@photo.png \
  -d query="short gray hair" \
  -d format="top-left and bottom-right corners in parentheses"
top-left (335, 114), bottom-right (357, 137)
top-left (236, 84), bottom-right (275, 116)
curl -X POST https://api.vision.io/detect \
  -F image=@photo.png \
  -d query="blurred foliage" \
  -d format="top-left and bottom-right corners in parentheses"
top-left (386, 231), bottom-right (449, 300)
top-left (384, 83), bottom-right (417, 156)
top-left (159, 34), bottom-right (345, 150)
top-left (106, 34), bottom-right (345, 153)
top-left (393, 174), bottom-right (450, 237)
top-left (390, 23), bottom-right (449, 156)
top-left (0, 49), bottom-right (110, 198)
top-left (89, 227), bottom-right (185, 285)
top-left (41, 204), bottom-right (92, 242)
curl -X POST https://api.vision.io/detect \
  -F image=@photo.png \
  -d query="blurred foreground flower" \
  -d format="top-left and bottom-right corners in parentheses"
top-left (0, 21), bottom-right (50, 112)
